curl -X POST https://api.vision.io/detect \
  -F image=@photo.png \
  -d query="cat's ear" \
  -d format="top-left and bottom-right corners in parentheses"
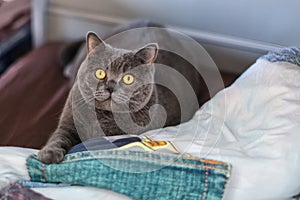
top-left (87, 32), bottom-right (104, 53)
top-left (135, 43), bottom-right (159, 65)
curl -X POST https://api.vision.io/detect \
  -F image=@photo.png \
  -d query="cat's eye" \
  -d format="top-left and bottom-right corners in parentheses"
top-left (95, 69), bottom-right (106, 80)
top-left (123, 74), bottom-right (135, 85)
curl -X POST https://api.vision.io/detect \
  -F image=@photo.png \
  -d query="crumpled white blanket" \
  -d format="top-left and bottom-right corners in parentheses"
top-left (147, 58), bottom-right (300, 200)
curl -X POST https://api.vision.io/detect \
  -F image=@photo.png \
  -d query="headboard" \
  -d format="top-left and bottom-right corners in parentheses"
top-left (32, 0), bottom-right (286, 73)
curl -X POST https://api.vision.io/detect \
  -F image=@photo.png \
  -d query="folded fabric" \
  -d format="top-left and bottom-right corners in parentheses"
top-left (18, 180), bottom-right (71, 188)
top-left (68, 135), bottom-right (180, 155)
top-left (67, 135), bottom-right (142, 153)
top-left (262, 46), bottom-right (300, 66)
top-left (0, 182), bottom-right (53, 200)
top-left (27, 150), bottom-right (231, 200)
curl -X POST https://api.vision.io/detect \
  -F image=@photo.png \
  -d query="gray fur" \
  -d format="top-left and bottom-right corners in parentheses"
top-left (38, 33), bottom-right (179, 164)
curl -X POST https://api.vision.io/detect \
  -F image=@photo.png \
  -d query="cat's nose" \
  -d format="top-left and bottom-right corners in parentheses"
top-left (106, 80), bottom-right (116, 93)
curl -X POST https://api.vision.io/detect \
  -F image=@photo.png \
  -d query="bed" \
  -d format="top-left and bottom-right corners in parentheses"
top-left (1, 49), bottom-right (300, 199)
top-left (1, 1), bottom-right (300, 200)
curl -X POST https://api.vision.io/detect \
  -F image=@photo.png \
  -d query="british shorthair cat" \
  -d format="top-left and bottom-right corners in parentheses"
top-left (38, 32), bottom-right (187, 164)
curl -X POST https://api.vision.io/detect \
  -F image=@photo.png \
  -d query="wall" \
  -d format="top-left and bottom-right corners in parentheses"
top-left (49, 0), bottom-right (300, 46)
top-left (33, 0), bottom-right (300, 73)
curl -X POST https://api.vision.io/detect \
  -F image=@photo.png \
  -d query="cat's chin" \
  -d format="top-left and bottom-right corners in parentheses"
top-left (95, 98), bottom-right (111, 111)
top-left (95, 99), bottom-right (132, 113)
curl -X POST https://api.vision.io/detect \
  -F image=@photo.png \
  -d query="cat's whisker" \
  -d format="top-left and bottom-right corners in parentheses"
top-left (129, 99), bottom-right (139, 105)
top-left (73, 96), bottom-right (95, 107)
top-left (115, 95), bottom-right (128, 103)
top-left (74, 98), bottom-right (96, 110)
top-left (117, 93), bottom-right (130, 101)
top-left (73, 99), bottom-right (88, 107)
top-left (72, 94), bottom-right (94, 104)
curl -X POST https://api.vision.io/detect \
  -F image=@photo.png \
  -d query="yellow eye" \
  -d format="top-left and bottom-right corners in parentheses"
top-left (95, 69), bottom-right (106, 80)
top-left (123, 74), bottom-right (135, 85)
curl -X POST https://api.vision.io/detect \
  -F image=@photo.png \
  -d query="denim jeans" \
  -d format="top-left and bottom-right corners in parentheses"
top-left (261, 46), bottom-right (300, 67)
top-left (27, 150), bottom-right (231, 200)
top-left (17, 180), bottom-right (70, 188)
top-left (67, 136), bottom-right (141, 153)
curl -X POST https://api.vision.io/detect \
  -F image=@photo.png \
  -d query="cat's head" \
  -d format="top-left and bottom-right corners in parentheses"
top-left (76, 32), bottom-right (158, 112)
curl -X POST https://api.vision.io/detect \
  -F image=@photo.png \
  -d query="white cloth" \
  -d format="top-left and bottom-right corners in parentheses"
top-left (146, 59), bottom-right (300, 200)
top-left (0, 147), bottom-right (37, 188)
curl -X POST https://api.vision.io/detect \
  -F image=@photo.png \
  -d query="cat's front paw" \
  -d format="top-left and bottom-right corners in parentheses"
top-left (38, 145), bottom-right (66, 164)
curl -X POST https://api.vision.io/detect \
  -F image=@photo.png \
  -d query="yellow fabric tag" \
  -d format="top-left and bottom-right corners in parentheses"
top-left (117, 136), bottom-right (181, 154)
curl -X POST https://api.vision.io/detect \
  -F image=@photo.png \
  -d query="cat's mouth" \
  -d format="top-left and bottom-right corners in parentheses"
top-left (95, 96), bottom-right (131, 113)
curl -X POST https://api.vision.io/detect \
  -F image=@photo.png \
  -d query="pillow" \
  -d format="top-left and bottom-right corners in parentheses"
top-left (144, 47), bottom-right (300, 199)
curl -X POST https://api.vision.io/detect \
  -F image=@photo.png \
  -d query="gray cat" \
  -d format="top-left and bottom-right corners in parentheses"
top-left (38, 32), bottom-right (181, 164)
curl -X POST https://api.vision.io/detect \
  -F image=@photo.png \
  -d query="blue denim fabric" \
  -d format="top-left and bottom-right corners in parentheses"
top-left (68, 136), bottom-right (141, 154)
top-left (27, 150), bottom-right (231, 200)
top-left (17, 180), bottom-right (70, 188)
top-left (261, 46), bottom-right (300, 67)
